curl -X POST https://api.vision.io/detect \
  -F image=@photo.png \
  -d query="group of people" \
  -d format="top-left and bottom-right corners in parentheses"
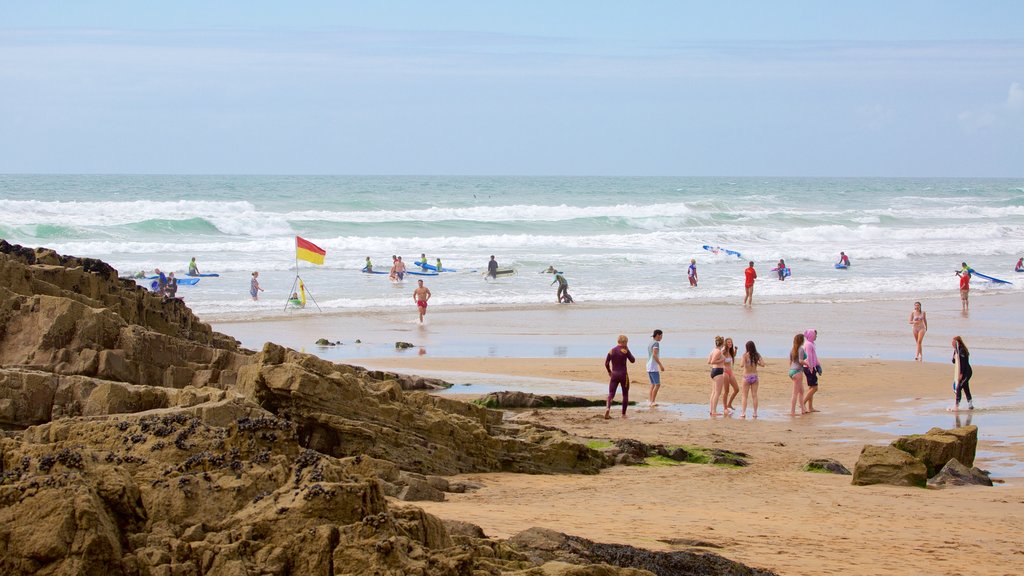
top-left (151, 268), bottom-right (179, 301)
top-left (907, 300), bottom-right (975, 410)
top-left (707, 334), bottom-right (792, 418)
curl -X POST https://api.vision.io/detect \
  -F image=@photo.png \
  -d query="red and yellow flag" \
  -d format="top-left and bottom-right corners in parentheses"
top-left (296, 236), bottom-right (326, 265)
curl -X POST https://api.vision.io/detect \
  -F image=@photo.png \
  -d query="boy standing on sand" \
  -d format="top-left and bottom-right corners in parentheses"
top-left (687, 259), bottom-right (698, 287)
top-left (957, 266), bottom-right (971, 311)
top-left (413, 279), bottom-right (431, 323)
top-left (647, 330), bottom-right (665, 407)
top-left (744, 262), bottom-right (757, 306)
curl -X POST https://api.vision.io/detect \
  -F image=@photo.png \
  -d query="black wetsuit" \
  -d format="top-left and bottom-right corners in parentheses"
top-left (487, 259), bottom-right (499, 278)
top-left (953, 345), bottom-right (973, 404)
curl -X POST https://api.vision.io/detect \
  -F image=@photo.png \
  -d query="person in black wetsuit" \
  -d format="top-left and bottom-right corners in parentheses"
top-left (487, 255), bottom-right (499, 279)
top-left (604, 335), bottom-right (636, 419)
top-left (952, 336), bottom-right (974, 411)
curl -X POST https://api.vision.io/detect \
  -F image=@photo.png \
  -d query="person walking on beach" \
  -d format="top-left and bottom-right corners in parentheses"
top-left (740, 340), bottom-right (765, 418)
top-left (788, 333), bottom-right (807, 416)
top-left (956, 265), bottom-right (971, 311)
top-left (687, 259), bottom-right (698, 287)
top-left (552, 272), bottom-right (570, 303)
top-left (412, 279), bottom-right (431, 324)
top-left (801, 329), bottom-right (822, 413)
top-left (250, 271), bottom-right (263, 301)
top-left (188, 257), bottom-right (200, 276)
top-left (909, 301), bottom-right (928, 361)
top-left (487, 255), bottom-right (499, 279)
top-left (604, 335), bottom-right (636, 419)
top-left (951, 336), bottom-right (974, 411)
top-left (722, 337), bottom-right (740, 411)
top-left (708, 336), bottom-right (727, 416)
top-left (743, 261), bottom-right (757, 306)
top-left (646, 330), bottom-right (665, 407)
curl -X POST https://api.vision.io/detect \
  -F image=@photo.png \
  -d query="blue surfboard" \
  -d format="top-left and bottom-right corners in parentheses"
top-left (702, 245), bottom-right (742, 258)
top-left (967, 268), bottom-right (1012, 285)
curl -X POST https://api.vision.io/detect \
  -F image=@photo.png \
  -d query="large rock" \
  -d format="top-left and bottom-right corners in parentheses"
top-left (891, 425), bottom-right (978, 477)
top-left (928, 458), bottom-right (993, 487)
top-left (852, 445), bottom-right (927, 487)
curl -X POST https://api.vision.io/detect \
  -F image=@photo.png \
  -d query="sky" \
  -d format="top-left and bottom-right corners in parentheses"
top-left (1, 1), bottom-right (1022, 176)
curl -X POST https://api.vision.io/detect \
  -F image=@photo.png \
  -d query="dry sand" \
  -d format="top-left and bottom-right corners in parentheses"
top-left (354, 356), bottom-right (1024, 576)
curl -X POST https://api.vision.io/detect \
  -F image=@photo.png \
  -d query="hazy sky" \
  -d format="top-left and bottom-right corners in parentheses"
top-left (2, 1), bottom-right (1022, 176)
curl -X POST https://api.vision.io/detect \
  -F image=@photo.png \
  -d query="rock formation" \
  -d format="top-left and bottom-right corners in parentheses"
top-left (0, 242), bottom-right (773, 575)
top-left (851, 445), bottom-right (928, 487)
top-left (890, 425), bottom-right (978, 477)
top-left (852, 425), bottom-right (981, 488)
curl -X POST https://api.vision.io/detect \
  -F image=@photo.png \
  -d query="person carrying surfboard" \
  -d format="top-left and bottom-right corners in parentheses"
top-left (776, 259), bottom-right (787, 281)
top-left (487, 255), bottom-right (499, 279)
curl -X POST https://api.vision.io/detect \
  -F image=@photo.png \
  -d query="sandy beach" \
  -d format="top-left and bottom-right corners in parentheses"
top-left (209, 294), bottom-right (1024, 576)
top-left (349, 356), bottom-right (1024, 576)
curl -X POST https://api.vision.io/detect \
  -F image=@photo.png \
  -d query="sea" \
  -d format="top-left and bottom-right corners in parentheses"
top-left (1, 174), bottom-right (1022, 321)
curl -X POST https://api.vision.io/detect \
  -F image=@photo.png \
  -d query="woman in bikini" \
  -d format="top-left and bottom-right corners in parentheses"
top-left (740, 340), bottom-right (765, 418)
top-left (707, 336), bottom-right (727, 416)
top-left (789, 332), bottom-right (806, 416)
top-left (722, 337), bottom-right (740, 411)
top-left (909, 301), bottom-right (928, 361)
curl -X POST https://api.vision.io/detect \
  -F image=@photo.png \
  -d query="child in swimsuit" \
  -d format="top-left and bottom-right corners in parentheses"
top-left (722, 338), bottom-right (739, 411)
top-left (788, 333), bottom-right (806, 416)
top-left (741, 340), bottom-right (765, 418)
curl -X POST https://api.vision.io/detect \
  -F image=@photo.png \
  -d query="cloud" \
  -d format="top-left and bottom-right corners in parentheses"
top-left (958, 81), bottom-right (1024, 133)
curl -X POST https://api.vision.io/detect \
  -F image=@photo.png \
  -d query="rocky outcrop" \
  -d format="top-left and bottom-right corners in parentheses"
top-left (804, 458), bottom-right (852, 475)
top-left (477, 391), bottom-right (613, 409)
top-left (851, 445), bottom-right (927, 487)
top-left (509, 527), bottom-right (777, 576)
top-left (928, 458), bottom-right (993, 487)
top-left (2, 244), bottom-right (775, 575)
top-left (891, 425), bottom-right (978, 477)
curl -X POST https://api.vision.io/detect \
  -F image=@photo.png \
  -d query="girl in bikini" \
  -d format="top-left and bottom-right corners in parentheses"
top-left (789, 333), bottom-right (806, 416)
top-left (740, 340), bottom-right (765, 418)
top-left (707, 336), bottom-right (727, 416)
top-left (909, 301), bottom-right (928, 361)
top-left (722, 337), bottom-right (739, 411)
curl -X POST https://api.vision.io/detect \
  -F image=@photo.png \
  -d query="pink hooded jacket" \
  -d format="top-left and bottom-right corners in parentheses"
top-left (803, 329), bottom-right (819, 369)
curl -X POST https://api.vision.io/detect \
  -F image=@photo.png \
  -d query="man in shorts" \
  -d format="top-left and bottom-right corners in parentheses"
top-left (744, 261), bottom-right (757, 306)
top-left (647, 330), bottom-right (665, 407)
top-left (958, 267), bottom-right (971, 312)
top-left (394, 256), bottom-right (407, 281)
top-left (413, 279), bottom-right (431, 323)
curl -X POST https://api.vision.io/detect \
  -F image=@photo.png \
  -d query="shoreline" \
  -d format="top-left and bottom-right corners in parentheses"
top-left (212, 292), bottom-right (1024, 366)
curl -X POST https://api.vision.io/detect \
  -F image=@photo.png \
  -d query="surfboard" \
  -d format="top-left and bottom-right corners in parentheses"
top-left (406, 270), bottom-right (439, 277)
top-left (484, 268), bottom-right (516, 279)
top-left (702, 245), bottom-right (742, 258)
top-left (418, 263), bottom-right (456, 272)
top-left (834, 263), bottom-right (848, 269)
top-left (186, 273), bottom-right (220, 277)
top-left (361, 268), bottom-right (389, 275)
top-left (771, 267), bottom-right (792, 277)
top-left (967, 268), bottom-right (1012, 285)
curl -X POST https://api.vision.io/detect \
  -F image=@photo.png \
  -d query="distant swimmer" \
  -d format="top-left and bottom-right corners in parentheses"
top-left (743, 261), bottom-right (757, 306)
top-left (188, 257), bottom-right (200, 276)
top-left (1016, 257), bottom-right (1023, 272)
top-left (838, 252), bottom-right (850, 266)
top-left (487, 255), bottom-right (499, 279)
top-left (545, 265), bottom-right (557, 273)
top-left (688, 259), bottom-right (698, 287)
top-left (133, 270), bottom-right (146, 279)
top-left (412, 279), bottom-right (431, 324)
top-left (394, 256), bottom-right (407, 281)
top-left (288, 292), bottom-right (303, 308)
top-left (250, 271), bottom-right (263, 301)
top-left (364, 256), bottom-right (373, 272)
top-left (436, 257), bottom-right (443, 272)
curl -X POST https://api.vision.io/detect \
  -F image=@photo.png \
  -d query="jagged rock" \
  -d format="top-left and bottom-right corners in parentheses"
top-left (891, 426), bottom-right (978, 477)
top-left (804, 458), bottom-right (852, 475)
top-left (477, 391), bottom-right (611, 409)
top-left (509, 527), bottom-right (777, 575)
top-left (314, 338), bottom-right (334, 346)
top-left (928, 458), bottom-right (993, 487)
top-left (705, 449), bottom-right (750, 467)
top-left (655, 446), bottom-right (691, 462)
top-left (395, 341), bottom-right (414, 349)
top-left (852, 445), bottom-right (927, 487)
